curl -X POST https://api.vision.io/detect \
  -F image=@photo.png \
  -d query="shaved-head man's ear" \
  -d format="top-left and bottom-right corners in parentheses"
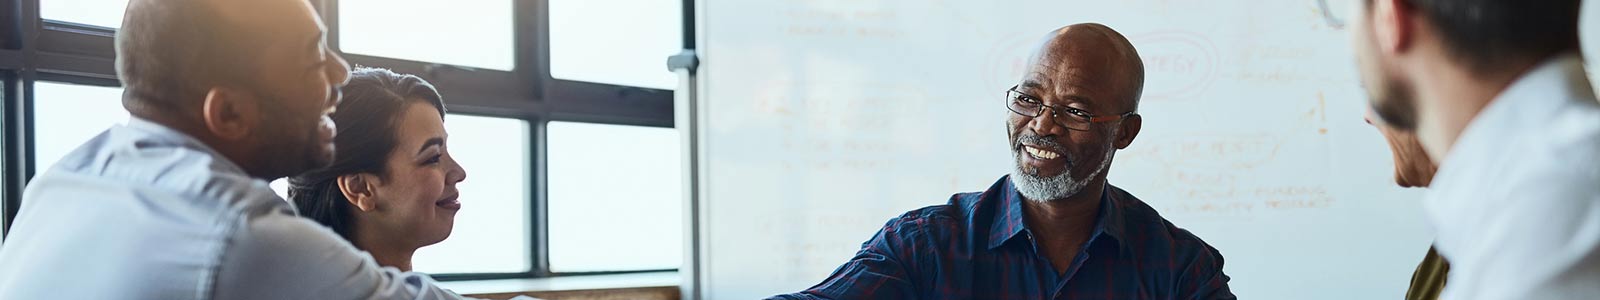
top-left (1114, 114), bottom-right (1141, 149)
top-left (199, 87), bottom-right (261, 140)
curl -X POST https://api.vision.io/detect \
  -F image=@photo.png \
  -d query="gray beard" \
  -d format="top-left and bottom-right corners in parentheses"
top-left (1010, 145), bottom-right (1114, 202)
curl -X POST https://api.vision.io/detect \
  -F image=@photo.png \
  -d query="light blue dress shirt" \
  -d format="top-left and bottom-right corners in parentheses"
top-left (0, 117), bottom-right (473, 299)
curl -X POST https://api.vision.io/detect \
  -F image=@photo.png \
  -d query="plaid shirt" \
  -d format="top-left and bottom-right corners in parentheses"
top-left (769, 176), bottom-right (1235, 300)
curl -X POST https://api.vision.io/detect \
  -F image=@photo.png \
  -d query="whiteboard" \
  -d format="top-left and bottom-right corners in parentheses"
top-left (692, 1), bottom-right (1438, 299)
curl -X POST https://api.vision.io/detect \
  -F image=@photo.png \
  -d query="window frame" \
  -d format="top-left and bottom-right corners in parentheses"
top-left (0, 0), bottom-right (693, 280)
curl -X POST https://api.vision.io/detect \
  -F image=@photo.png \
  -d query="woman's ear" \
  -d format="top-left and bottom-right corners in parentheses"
top-left (336, 173), bottom-right (381, 212)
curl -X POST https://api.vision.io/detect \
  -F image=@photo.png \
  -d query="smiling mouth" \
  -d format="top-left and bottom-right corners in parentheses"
top-left (1022, 145), bottom-right (1062, 160)
top-left (436, 193), bottom-right (461, 210)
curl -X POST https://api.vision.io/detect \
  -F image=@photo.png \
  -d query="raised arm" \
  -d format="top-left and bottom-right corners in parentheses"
top-left (212, 211), bottom-right (473, 300)
top-left (767, 217), bottom-right (927, 300)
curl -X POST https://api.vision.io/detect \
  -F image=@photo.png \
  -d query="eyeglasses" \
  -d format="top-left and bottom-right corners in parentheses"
top-left (1317, 0), bottom-right (1352, 30)
top-left (1005, 85), bottom-right (1135, 131)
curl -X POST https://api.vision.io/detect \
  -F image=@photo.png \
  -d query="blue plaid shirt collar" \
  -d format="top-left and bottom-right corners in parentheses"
top-left (986, 175), bottom-right (1131, 250)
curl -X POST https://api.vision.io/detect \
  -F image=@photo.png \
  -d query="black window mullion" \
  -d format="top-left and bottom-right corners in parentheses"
top-left (1, 0), bottom-right (37, 239)
top-left (0, 49), bottom-right (22, 70)
top-left (533, 0), bottom-right (687, 276)
top-left (324, 0), bottom-right (541, 115)
top-left (340, 54), bottom-right (540, 112)
top-left (2, 71), bottom-right (22, 238)
top-left (514, 0), bottom-right (544, 102)
top-left (530, 118), bottom-right (550, 277)
top-left (525, 0), bottom-right (552, 279)
top-left (1, 0), bottom-right (19, 51)
top-left (546, 80), bottom-right (674, 128)
top-left (680, 0), bottom-right (694, 50)
top-left (313, 0), bottom-right (337, 50)
top-left (534, 0), bottom-right (673, 129)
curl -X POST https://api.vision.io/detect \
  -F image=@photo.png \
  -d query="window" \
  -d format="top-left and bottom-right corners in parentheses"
top-left (40, 0), bottom-right (130, 28)
top-left (413, 115), bottom-right (534, 274)
top-left (4, 0), bottom-right (687, 281)
top-left (549, 0), bottom-right (682, 90)
top-left (546, 121), bottom-right (682, 272)
top-left (31, 82), bottom-right (128, 175)
top-left (264, 116), bottom-right (532, 275)
top-left (338, 0), bottom-right (516, 70)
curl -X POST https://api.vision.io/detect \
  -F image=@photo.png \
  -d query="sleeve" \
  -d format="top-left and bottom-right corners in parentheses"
top-left (766, 216), bottom-right (924, 300)
top-left (211, 211), bottom-right (481, 300)
top-left (1177, 240), bottom-right (1236, 300)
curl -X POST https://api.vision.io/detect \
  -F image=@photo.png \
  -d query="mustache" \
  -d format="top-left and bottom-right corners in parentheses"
top-left (1014, 133), bottom-right (1064, 152)
top-left (1013, 133), bottom-right (1076, 167)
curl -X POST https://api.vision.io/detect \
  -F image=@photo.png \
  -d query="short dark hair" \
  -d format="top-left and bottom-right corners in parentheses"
top-left (116, 0), bottom-right (263, 116)
top-left (288, 67), bottom-right (446, 241)
top-left (1390, 0), bottom-right (1581, 73)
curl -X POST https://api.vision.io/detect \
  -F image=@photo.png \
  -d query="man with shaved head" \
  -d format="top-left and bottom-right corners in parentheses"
top-left (0, 0), bottom-right (482, 299)
top-left (770, 23), bottom-right (1234, 299)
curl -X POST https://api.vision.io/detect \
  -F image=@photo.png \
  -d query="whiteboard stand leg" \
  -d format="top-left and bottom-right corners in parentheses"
top-left (669, 49), bottom-right (704, 300)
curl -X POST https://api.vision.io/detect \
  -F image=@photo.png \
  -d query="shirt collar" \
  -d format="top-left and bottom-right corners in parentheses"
top-left (986, 175), bottom-right (1129, 250)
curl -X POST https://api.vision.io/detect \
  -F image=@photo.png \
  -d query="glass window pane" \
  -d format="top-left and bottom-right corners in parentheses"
top-left (32, 82), bottom-right (128, 175)
top-left (413, 115), bottom-right (532, 274)
top-left (339, 0), bottom-right (514, 71)
top-left (549, 0), bottom-right (682, 90)
top-left (41, 0), bottom-right (130, 29)
top-left (547, 121), bottom-right (682, 272)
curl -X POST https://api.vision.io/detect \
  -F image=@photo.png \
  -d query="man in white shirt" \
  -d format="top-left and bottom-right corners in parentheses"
top-left (0, 0), bottom-right (481, 298)
top-left (1342, 0), bottom-right (1600, 298)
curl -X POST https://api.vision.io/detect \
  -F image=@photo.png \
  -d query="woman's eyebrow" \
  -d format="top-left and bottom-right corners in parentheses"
top-left (416, 137), bottom-right (444, 155)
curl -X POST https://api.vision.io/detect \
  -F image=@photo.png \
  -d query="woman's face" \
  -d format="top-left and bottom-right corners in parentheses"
top-left (365, 102), bottom-right (467, 248)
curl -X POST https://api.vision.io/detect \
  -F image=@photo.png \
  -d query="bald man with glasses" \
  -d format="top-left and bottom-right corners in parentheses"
top-left (770, 23), bottom-right (1234, 300)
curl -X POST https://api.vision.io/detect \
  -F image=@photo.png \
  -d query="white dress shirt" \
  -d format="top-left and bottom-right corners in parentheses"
top-left (0, 117), bottom-right (474, 299)
top-left (1425, 52), bottom-right (1600, 299)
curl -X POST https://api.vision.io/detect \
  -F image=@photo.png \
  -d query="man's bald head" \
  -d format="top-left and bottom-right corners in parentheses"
top-left (116, 0), bottom-right (298, 117)
top-left (1007, 23), bottom-right (1146, 203)
top-left (115, 0), bottom-right (352, 179)
top-left (1027, 23), bottom-right (1145, 112)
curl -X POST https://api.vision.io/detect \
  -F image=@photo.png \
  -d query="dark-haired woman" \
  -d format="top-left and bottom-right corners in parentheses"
top-left (289, 67), bottom-right (467, 272)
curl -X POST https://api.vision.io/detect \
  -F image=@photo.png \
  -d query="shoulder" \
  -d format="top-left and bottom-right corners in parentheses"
top-left (878, 195), bottom-right (968, 239)
top-left (866, 190), bottom-right (996, 251)
top-left (1462, 112), bottom-right (1600, 230)
top-left (1534, 93), bottom-right (1600, 163)
top-left (46, 122), bottom-right (285, 212)
top-left (891, 189), bottom-right (1000, 230)
top-left (1105, 186), bottom-right (1224, 259)
top-left (1470, 87), bottom-right (1600, 182)
top-left (1455, 96), bottom-right (1600, 205)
